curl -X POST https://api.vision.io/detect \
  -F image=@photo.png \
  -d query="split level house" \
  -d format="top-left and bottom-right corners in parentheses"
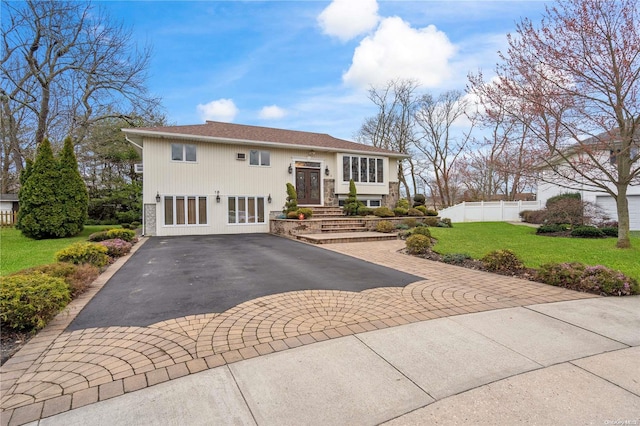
top-left (536, 130), bottom-right (640, 230)
top-left (123, 121), bottom-right (407, 237)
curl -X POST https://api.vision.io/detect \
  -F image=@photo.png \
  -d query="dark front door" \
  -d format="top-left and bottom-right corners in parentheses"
top-left (296, 168), bottom-right (321, 204)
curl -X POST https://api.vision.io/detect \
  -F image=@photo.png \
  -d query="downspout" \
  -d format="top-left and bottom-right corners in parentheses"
top-left (125, 135), bottom-right (145, 236)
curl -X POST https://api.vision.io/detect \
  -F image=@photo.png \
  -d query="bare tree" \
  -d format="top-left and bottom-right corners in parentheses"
top-left (356, 79), bottom-right (420, 201)
top-left (469, 0), bottom-right (640, 248)
top-left (413, 90), bottom-right (475, 207)
top-left (1, 0), bottom-right (159, 193)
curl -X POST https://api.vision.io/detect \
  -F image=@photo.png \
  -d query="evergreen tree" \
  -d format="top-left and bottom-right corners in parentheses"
top-left (15, 158), bottom-right (33, 230)
top-left (343, 179), bottom-right (363, 216)
top-left (59, 137), bottom-right (88, 236)
top-left (283, 182), bottom-right (298, 214)
top-left (17, 139), bottom-right (65, 239)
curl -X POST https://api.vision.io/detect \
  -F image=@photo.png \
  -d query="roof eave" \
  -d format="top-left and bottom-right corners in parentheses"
top-left (121, 128), bottom-right (409, 158)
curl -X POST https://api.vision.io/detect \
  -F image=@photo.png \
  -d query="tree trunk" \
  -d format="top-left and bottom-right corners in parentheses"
top-left (615, 185), bottom-right (631, 249)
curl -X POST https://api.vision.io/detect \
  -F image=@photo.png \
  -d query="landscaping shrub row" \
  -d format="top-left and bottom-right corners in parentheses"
top-left (0, 230), bottom-right (137, 333)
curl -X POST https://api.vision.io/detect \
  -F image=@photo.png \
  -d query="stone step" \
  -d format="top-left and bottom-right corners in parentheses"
top-left (321, 228), bottom-right (369, 233)
top-left (296, 232), bottom-right (398, 245)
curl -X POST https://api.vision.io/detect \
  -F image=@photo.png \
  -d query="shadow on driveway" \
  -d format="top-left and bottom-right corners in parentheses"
top-left (68, 234), bottom-right (421, 330)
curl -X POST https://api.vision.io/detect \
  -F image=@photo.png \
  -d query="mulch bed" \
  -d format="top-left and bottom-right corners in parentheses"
top-left (1, 330), bottom-right (33, 366)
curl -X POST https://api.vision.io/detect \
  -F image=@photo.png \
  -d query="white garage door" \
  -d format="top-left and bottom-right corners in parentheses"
top-left (595, 195), bottom-right (640, 231)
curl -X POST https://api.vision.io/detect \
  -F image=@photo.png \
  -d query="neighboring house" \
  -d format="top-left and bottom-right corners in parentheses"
top-left (0, 194), bottom-right (19, 225)
top-left (122, 121), bottom-right (407, 236)
top-left (536, 133), bottom-right (640, 230)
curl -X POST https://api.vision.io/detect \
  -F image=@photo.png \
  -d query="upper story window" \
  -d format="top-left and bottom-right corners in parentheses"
top-left (343, 156), bottom-right (383, 183)
top-left (172, 144), bottom-right (197, 162)
top-left (250, 150), bottom-right (270, 166)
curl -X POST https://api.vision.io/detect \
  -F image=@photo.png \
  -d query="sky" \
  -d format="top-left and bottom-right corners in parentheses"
top-left (100, 0), bottom-right (551, 140)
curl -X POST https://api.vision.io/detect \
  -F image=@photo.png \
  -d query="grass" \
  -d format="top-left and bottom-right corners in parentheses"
top-left (428, 222), bottom-right (640, 281)
top-left (0, 226), bottom-right (115, 276)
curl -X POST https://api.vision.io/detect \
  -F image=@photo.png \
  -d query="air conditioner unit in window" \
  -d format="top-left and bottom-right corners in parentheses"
top-left (134, 163), bottom-right (143, 173)
top-left (236, 152), bottom-right (246, 161)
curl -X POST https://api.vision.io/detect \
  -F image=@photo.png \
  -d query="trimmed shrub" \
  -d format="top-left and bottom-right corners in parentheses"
top-left (415, 205), bottom-right (427, 215)
top-left (0, 274), bottom-right (71, 331)
top-left (375, 220), bottom-right (395, 233)
top-left (546, 194), bottom-right (583, 225)
top-left (287, 211), bottom-right (300, 219)
top-left (396, 198), bottom-right (410, 209)
top-left (120, 223), bottom-right (131, 229)
top-left (393, 207), bottom-right (408, 216)
top-left (537, 224), bottom-right (569, 234)
top-left (88, 230), bottom-right (112, 242)
top-left (520, 209), bottom-right (547, 224)
top-left (131, 221), bottom-right (141, 229)
top-left (571, 225), bottom-right (605, 238)
top-left (296, 208), bottom-right (313, 219)
top-left (423, 217), bottom-right (439, 227)
top-left (358, 206), bottom-right (373, 216)
top-left (55, 242), bottom-right (110, 268)
top-left (438, 218), bottom-right (453, 228)
top-left (600, 227), bottom-right (618, 237)
top-left (425, 209), bottom-right (438, 216)
top-left (481, 249), bottom-right (525, 273)
top-left (283, 182), bottom-right (298, 214)
top-left (395, 223), bottom-right (410, 230)
top-left (398, 225), bottom-right (432, 240)
top-left (105, 228), bottom-right (136, 242)
top-left (407, 208), bottom-right (424, 217)
top-left (343, 179), bottom-right (364, 216)
top-left (16, 262), bottom-right (99, 298)
top-left (402, 218), bottom-right (417, 228)
top-left (413, 194), bottom-right (426, 207)
top-left (406, 234), bottom-right (431, 255)
top-left (537, 263), bottom-right (639, 296)
top-left (442, 253), bottom-right (472, 265)
top-left (373, 207), bottom-right (395, 217)
top-left (99, 238), bottom-right (133, 257)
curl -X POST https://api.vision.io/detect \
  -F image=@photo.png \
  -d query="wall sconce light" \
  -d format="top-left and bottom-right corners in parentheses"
top-left (215, 191), bottom-right (220, 203)
top-left (325, 165), bottom-right (330, 176)
top-left (288, 164), bottom-right (293, 174)
top-left (155, 192), bottom-right (161, 203)
top-left (268, 194), bottom-right (272, 203)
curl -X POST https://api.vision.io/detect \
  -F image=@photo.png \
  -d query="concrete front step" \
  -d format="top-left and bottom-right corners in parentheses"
top-left (296, 232), bottom-right (398, 244)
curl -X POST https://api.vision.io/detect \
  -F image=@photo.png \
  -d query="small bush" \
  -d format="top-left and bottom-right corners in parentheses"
top-left (600, 227), bottom-right (618, 237)
top-left (537, 224), bottom-right (569, 234)
top-left (296, 208), bottom-right (313, 219)
top-left (481, 249), bottom-right (525, 273)
top-left (415, 205), bottom-right (427, 215)
top-left (413, 194), bottom-right (426, 207)
top-left (438, 218), bottom-right (453, 228)
top-left (358, 206), bottom-right (373, 216)
top-left (423, 217), bottom-right (439, 227)
top-left (373, 207), bottom-right (395, 217)
top-left (537, 262), bottom-right (639, 296)
top-left (287, 211), bottom-right (300, 219)
top-left (402, 218), bottom-right (417, 228)
top-left (520, 209), bottom-right (547, 224)
top-left (396, 198), bottom-right (410, 209)
top-left (99, 238), bottom-right (133, 257)
top-left (406, 234), bottom-right (431, 255)
top-left (0, 274), bottom-right (71, 331)
top-left (106, 228), bottom-right (136, 242)
top-left (407, 208), bottom-right (424, 217)
top-left (88, 230), bottom-right (112, 242)
top-left (395, 223), bottom-right (410, 230)
top-left (393, 207), bottom-right (408, 216)
top-left (15, 263), bottom-right (99, 297)
top-left (571, 225), bottom-right (605, 238)
top-left (375, 220), bottom-right (395, 233)
top-left (546, 195), bottom-right (583, 225)
top-left (425, 209), bottom-right (438, 216)
top-left (442, 253), bottom-right (472, 265)
top-left (120, 223), bottom-right (131, 229)
top-left (130, 221), bottom-right (141, 229)
top-left (411, 226), bottom-right (432, 238)
top-left (55, 242), bottom-right (110, 268)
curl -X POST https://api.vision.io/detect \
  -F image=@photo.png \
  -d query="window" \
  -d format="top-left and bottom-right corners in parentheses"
top-left (164, 196), bottom-right (207, 225)
top-left (338, 198), bottom-right (381, 207)
top-left (171, 144), bottom-right (197, 162)
top-left (250, 150), bottom-right (270, 166)
top-left (228, 196), bottom-right (266, 224)
top-left (343, 155), bottom-right (384, 183)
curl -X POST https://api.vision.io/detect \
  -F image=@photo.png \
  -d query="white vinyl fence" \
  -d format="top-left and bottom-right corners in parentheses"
top-left (438, 200), bottom-right (542, 223)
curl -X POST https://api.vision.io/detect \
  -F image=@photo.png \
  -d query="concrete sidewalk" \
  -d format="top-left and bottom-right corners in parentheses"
top-left (30, 296), bottom-right (640, 426)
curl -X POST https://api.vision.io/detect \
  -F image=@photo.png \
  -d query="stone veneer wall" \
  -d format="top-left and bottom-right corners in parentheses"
top-left (323, 179), bottom-right (338, 206)
top-left (143, 204), bottom-right (156, 236)
top-left (382, 182), bottom-right (400, 208)
top-left (270, 216), bottom-right (438, 238)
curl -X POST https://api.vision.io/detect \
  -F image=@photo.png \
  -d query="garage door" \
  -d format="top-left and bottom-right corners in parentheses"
top-left (595, 195), bottom-right (640, 231)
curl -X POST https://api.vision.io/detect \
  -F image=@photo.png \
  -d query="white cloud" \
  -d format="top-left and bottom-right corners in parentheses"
top-left (196, 98), bottom-right (238, 122)
top-left (258, 105), bottom-right (287, 120)
top-left (342, 16), bottom-right (457, 90)
top-left (317, 0), bottom-right (379, 42)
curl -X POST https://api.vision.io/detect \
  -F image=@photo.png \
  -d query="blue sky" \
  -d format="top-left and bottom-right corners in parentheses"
top-left (102, 0), bottom-right (550, 140)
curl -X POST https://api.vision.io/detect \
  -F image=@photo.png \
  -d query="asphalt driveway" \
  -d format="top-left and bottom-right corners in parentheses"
top-left (68, 234), bottom-right (422, 330)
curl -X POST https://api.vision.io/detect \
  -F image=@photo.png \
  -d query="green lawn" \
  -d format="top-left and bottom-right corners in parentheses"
top-left (0, 226), bottom-right (114, 276)
top-left (428, 222), bottom-right (640, 281)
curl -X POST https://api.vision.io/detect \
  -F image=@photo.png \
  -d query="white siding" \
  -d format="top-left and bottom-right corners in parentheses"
top-left (595, 195), bottom-right (640, 231)
top-left (143, 138), bottom-right (337, 236)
